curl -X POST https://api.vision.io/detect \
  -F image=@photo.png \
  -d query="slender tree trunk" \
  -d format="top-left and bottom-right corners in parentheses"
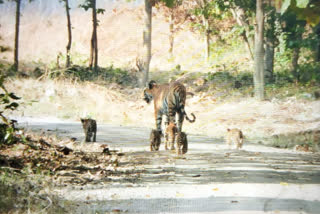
top-left (206, 28), bottom-right (210, 61)
top-left (264, 7), bottom-right (276, 84)
top-left (142, 0), bottom-right (152, 87)
top-left (202, 15), bottom-right (210, 61)
top-left (264, 39), bottom-right (274, 83)
top-left (14, 0), bottom-right (21, 71)
top-left (65, 0), bottom-right (72, 68)
top-left (291, 46), bottom-right (300, 82)
top-left (290, 25), bottom-right (303, 82)
top-left (315, 23), bottom-right (320, 62)
top-left (254, 0), bottom-right (265, 100)
top-left (89, 0), bottom-right (98, 72)
top-left (231, 7), bottom-right (254, 60)
top-left (93, 0), bottom-right (98, 71)
top-left (169, 8), bottom-right (174, 56)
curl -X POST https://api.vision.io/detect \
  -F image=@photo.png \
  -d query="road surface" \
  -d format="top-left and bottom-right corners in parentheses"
top-left (18, 117), bottom-right (320, 214)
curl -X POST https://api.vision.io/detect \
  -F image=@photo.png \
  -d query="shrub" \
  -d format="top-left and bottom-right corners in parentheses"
top-left (0, 75), bottom-right (21, 145)
top-left (48, 65), bottom-right (138, 86)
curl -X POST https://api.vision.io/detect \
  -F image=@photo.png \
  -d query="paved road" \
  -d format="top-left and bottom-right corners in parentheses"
top-left (18, 118), bottom-right (320, 214)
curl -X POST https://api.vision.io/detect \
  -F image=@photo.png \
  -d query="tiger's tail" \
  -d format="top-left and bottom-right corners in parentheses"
top-left (185, 112), bottom-right (196, 123)
top-left (180, 106), bottom-right (195, 123)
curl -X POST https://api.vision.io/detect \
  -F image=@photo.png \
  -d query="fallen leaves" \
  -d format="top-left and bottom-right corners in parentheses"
top-left (176, 192), bottom-right (184, 197)
top-left (280, 182), bottom-right (289, 186)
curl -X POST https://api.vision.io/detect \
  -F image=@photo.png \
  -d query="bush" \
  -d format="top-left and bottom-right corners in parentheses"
top-left (207, 71), bottom-right (233, 82)
top-left (297, 62), bottom-right (320, 84)
top-left (207, 71), bottom-right (253, 89)
top-left (0, 75), bottom-right (21, 145)
top-left (48, 65), bottom-right (138, 86)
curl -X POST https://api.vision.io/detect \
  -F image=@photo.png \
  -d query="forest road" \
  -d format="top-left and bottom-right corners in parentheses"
top-left (18, 118), bottom-right (320, 214)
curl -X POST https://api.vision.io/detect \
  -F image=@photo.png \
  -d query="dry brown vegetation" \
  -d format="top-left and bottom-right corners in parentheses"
top-left (0, 3), bottom-right (249, 72)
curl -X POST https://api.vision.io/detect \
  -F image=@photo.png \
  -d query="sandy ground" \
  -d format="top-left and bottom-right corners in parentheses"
top-left (16, 117), bottom-right (320, 214)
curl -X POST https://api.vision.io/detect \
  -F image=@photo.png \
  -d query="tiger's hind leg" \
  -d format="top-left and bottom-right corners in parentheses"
top-left (93, 130), bottom-right (96, 142)
top-left (164, 115), bottom-right (169, 150)
top-left (155, 110), bottom-right (163, 135)
top-left (177, 110), bottom-right (184, 133)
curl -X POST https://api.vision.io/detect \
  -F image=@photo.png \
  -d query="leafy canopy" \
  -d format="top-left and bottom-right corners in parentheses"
top-left (277, 0), bottom-right (320, 26)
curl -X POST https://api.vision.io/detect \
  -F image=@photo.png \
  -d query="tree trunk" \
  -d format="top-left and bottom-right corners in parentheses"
top-left (315, 23), bottom-right (320, 62)
top-left (169, 8), bottom-right (174, 56)
top-left (231, 7), bottom-right (254, 60)
top-left (291, 46), bottom-right (300, 82)
top-left (254, 0), bottom-right (265, 100)
top-left (93, 0), bottom-right (98, 71)
top-left (65, 0), bottom-right (72, 68)
top-left (14, 0), bottom-right (21, 71)
top-left (90, 0), bottom-right (98, 72)
top-left (264, 39), bottom-right (274, 83)
top-left (264, 6), bottom-right (276, 84)
top-left (142, 0), bottom-right (152, 87)
top-left (89, 31), bottom-right (94, 69)
top-left (202, 15), bottom-right (210, 61)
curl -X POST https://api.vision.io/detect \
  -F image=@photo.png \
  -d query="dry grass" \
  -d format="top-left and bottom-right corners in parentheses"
top-left (4, 78), bottom-right (320, 140)
top-left (0, 4), bottom-right (249, 72)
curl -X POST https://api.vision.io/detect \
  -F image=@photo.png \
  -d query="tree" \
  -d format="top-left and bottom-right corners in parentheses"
top-left (13, 0), bottom-right (21, 71)
top-left (60, 0), bottom-right (72, 68)
top-left (141, 0), bottom-right (154, 87)
top-left (254, 0), bottom-right (265, 100)
top-left (230, 3), bottom-right (255, 60)
top-left (158, 0), bottom-right (189, 56)
top-left (1, 0), bottom-right (34, 72)
top-left (316, 23), bottom-right (320, 62)
top-left (190, 0), bottom-right (229, 62)
top-left (80, 0), bottom-right (105, 72)
top-left (277, 0), bottom-right (320, 67)
top-left (264, 1), bottom-right (277, 83)
top-left (140, 0), bottom-right (174, 87)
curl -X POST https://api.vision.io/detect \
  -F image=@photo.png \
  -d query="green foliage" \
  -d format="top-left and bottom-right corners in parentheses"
top-left (190, 0), bottom-right (231, 34)
top-left (0, 75), bottom-right (20, 145)
top-left (208, 71), bottom-right (233, 82)
top-left (296, 62), bottom-right (320, 84)
top-left (207, 71), bottom-right (253, 89)
top-left (79, 0), bottom-right (105, 14)
top-left (280, 0), bottom-right (320, 26)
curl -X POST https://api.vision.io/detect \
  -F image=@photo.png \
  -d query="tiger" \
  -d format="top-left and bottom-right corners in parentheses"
top-left (165, 122), bottom-right (178, 150)
top-left (226, 128), bottom-right (244, 150)
top-left (150, 129), bottom-right (161, 151)
top-left (176, 131), bottom-right (188, 155)
top-left (80, 118), bottom-right (97, 142)
top-left (143, 80), bottom-right (196, 136)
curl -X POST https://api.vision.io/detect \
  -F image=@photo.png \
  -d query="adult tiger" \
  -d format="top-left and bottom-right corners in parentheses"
top-left (143, 80), bottom-right (195, 135)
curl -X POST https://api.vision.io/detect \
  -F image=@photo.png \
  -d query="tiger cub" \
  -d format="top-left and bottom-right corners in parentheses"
top-left (176, 131), bottom-right (188, 155)
top-left (226, 128), bottom-right (244, 150)
top-left (150, 129), bottom-right (161, 151)
top-left (81, 118), bottom-right (97, 142)
top-left (165, 122), bottom-right (178, 150)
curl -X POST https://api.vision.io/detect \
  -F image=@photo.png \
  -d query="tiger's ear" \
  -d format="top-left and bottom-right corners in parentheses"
top-left (80, 118), bottom-right (84, 123)
top-left (148, 80), bottom-right (157, 89)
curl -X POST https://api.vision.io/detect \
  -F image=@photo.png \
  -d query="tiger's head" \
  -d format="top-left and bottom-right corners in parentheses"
top-left (143, 80), bottom-right (157, 104)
